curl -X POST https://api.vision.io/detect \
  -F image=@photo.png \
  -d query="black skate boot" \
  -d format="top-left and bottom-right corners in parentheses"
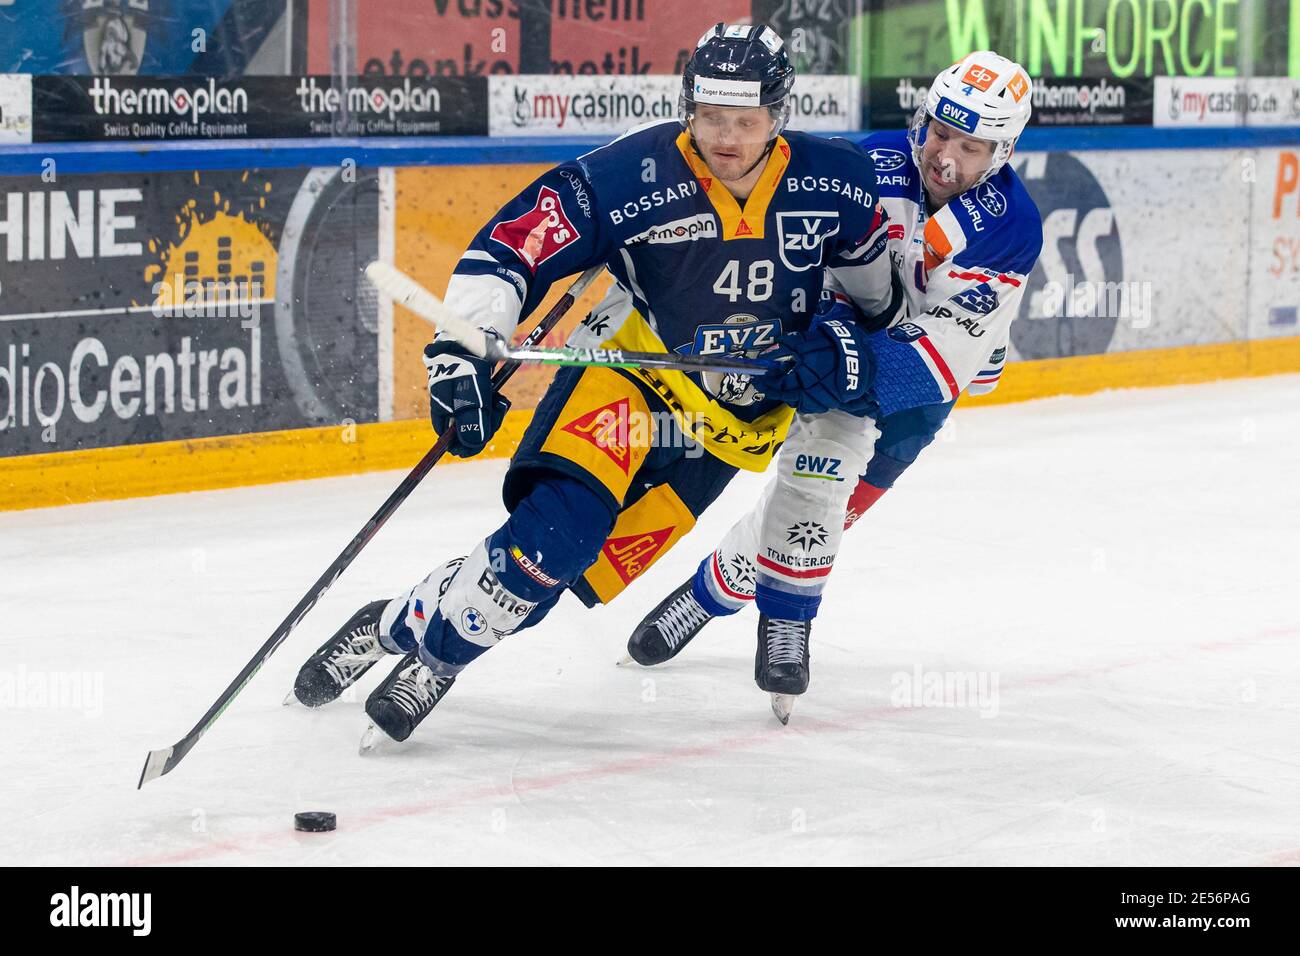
top-left (626, 578), bottom-right (717, 666)
top-left (292, 599), bottom-right (394, 707)
top-left (360, 651), bottom-right (457, 750)
top-left (755, 614), bottom-right (811, 725)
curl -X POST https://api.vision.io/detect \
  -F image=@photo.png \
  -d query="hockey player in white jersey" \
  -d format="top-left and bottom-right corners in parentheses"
top-left (625, 52), bottom-right (1045, 722)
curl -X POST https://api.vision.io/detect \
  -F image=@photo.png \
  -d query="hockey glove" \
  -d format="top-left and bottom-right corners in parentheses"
top-left (756, 317), bottom-right (875, 416)
top-left (424, 337), bottom-right (512, 459)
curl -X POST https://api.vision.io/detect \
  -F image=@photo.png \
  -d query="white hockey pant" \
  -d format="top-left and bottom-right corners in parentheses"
top-left (700, 410), bottom-right (878, 621)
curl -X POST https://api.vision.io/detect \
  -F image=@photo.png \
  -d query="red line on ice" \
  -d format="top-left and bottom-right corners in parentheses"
top-left (119, 624), bottom-right (1300, 867)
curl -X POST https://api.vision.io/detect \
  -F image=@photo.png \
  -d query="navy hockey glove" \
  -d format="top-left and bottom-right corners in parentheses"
top-left (756, 317), bottom-right (875, 416)
top-left (424, 338), bottom-right (512, 458)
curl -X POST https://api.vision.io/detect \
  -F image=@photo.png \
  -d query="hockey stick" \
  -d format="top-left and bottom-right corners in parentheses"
top-left (137, 264), bottom-right (605, 788)
top-left (366, 261), bottom-right (781, 377)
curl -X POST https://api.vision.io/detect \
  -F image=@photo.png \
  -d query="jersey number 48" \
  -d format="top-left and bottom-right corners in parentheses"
top-left (713, 259), bottom-right (774, 303)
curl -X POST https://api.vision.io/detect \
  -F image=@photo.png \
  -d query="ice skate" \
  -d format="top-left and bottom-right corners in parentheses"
top-left (290, 599), bottom-right (393, 707)
top-left (755, 614), bottom-right (810, 725)
top-left (625, 578), bottom-right (717, 666)
top-left (360, 651), bottom-right (457, 750)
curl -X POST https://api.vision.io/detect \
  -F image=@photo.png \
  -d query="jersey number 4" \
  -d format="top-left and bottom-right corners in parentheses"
top-left (713, 259), bottom-right (774, 303)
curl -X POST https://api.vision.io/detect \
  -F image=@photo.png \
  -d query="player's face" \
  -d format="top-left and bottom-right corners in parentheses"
top-left (919, 120), bottom-right (997, 203)
top-left (690, 104), bottom-right (776, 183)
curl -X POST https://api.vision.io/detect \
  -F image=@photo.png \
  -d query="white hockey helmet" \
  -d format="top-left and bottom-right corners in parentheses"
top-left (908, 51), bottom-right (1033, 186)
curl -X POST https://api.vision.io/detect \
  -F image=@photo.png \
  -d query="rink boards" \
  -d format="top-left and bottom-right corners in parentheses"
top-left (3, 136), bottom-right (1300, 509)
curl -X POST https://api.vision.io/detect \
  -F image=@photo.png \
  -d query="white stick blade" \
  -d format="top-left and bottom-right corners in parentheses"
top-left (363, 261), bottom-right (489, 358)
top-left (137, 746), bottom-right (173, 788)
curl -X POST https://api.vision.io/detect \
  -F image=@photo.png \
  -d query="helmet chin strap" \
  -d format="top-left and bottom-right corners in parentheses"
top-left (687, 121), bottom-right (779, 183)
top-left (739, 137), bottom-right (779, 178)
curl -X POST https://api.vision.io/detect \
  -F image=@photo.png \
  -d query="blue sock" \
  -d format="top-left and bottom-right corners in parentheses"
top-left (755, 581), bottom-right (822, 622)
top-left (691, 558), bottom-right (743, 617)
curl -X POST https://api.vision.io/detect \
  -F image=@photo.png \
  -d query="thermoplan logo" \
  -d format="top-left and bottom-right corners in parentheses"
top-left (88, 77), bottom-right (249, 124)
top-left (1014, 152), bottom-right (1124, 358)
top-left (626, 214), bottom-right (717, 246)
top-left (868, 147), bottom-right (907, 172)
top-left (294, 77), bottom-right (443, 122)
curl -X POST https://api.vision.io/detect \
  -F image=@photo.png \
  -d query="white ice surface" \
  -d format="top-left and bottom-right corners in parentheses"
top-left (2, 376), bottom-right (1298, 866)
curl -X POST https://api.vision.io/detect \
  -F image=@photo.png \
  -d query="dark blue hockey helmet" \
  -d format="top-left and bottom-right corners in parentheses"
top-left (680, 23), bottom-right (796, 133)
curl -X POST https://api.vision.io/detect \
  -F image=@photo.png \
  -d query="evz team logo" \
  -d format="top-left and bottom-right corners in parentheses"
top-left (67, 0), bottom-right (154, 74)
top-left (690, 314), bottom-right (780, 356)
top-left (868, 147), bottom-right (907, 172)
top-left (490, 186), bottom-right (580, 273)
top-left (687, 313), bottom-right (780, 406)
top-left (776, 211), bottom-right (840, 271)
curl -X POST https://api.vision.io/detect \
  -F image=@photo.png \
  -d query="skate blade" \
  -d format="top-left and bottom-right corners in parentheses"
top-left (358, 722), bottom-right (386, 755)
top-left (615, 653), bottom-right (636, 667)
top-left (282, 690), bottom-right (300, 707)
top-left (770, 693), bottom-right (795, 725)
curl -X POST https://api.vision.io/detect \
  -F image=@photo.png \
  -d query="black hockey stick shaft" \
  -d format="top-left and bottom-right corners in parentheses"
top-left (137, 265), bottom-right (604, 788)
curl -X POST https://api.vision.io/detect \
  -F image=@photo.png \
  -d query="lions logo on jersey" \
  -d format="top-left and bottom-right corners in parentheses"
top-left (776, 211), bottom-right (841, 272)
top-left (684, 313), bottom-right (781, 406)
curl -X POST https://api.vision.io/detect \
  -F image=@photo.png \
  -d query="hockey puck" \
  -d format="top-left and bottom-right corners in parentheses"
top-left (293, 811), bottom-right (337, 832)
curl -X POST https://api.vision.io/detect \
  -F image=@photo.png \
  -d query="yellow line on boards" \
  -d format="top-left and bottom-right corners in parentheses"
top-left (962, 336), bottom-right (1300, 408)
top-left (0, 412), bottom-right (533, 512)
top-left (3, 336), bottom-right (1298, 512)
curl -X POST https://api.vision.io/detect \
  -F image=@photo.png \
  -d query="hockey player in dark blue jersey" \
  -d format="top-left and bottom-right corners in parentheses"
top-left (625, 52), bottom-right (1046, 723)
top-left (290, 23), bottom-right (892, 746)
